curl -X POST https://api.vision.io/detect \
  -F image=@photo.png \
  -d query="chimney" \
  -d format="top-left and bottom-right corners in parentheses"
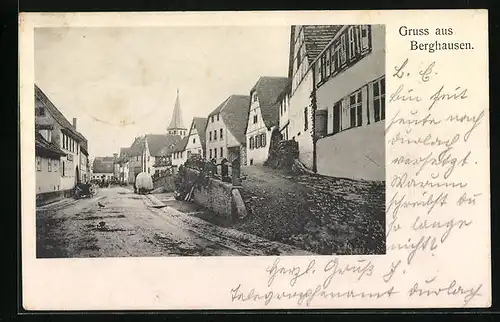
top-left (73, 117), bottom-right (77, 129)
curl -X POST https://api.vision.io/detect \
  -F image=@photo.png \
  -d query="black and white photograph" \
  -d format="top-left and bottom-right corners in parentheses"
top-left (34, 24), bottom-right (386, 258)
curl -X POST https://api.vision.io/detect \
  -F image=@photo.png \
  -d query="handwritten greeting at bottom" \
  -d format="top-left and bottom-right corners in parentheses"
top-left (20, 10), bottom-right (490, 310)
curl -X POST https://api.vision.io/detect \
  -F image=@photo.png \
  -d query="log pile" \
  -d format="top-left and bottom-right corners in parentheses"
top-left (264, 140), bottom-right (299, 170)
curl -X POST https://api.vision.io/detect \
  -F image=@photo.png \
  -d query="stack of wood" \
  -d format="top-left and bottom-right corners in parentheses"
top-left (264, 140), bottom-right (299, 170)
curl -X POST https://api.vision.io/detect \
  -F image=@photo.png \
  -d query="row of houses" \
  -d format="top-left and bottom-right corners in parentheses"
top-left (115, 24), bottom-right (385, 183)
top-left (35, 85), bottom-right (91, 205)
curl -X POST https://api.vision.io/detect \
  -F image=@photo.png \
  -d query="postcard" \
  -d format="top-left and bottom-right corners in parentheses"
top-left (19, 9), bottom-right (490, 310)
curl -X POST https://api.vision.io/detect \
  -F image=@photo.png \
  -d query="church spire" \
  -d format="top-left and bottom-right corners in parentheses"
top-left (167, 88), bottom-right (187, 137)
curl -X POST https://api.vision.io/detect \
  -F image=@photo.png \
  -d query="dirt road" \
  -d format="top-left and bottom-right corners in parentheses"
top-left (36, 186), bottom-right (311, 258)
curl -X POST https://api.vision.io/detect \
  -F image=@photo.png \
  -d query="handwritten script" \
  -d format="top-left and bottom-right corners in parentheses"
top-left (228, 27), bottom-right (486, 308)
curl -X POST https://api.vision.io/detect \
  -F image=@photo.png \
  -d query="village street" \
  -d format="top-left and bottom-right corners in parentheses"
top-left (36, 186), bottom-right (312, 258)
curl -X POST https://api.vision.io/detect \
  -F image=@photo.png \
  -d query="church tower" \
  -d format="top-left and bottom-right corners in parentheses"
top-left (167, 89), bottom-right (187, 137)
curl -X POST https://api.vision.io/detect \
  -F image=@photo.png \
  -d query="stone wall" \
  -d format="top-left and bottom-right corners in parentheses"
top-left (153, 174), bottom-right (176, 192)
top-left (184, 168), bottom-right (246, 222)
top-left (36, 189), bottom-right (73, 207)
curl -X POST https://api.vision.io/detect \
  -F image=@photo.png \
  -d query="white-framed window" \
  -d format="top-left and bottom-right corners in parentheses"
top-left (348, 26), bottom-right (360, 60)
top-left (249, 137), bottom-right (254, 150)
top-left (220, 128), bottom-right (223, 140)
top-left (325, 49), bottom-right (331, 77)
top-left (48, 159), bottom-right (52, 172)
top-left (36, 156), bottom-right (41, 171)
top-left (217, 114), bottom-right (220, 121)
top-left (214, 148), bottom-right (217, 159)
top-left (220, 147), bottom-right (223, 158)
top-left (340, 34), bottom-right (347, 65)
top-left (255, 134), bottom-right (261, 149)
top-left (54, 159), bottom-right (58, 172)
top-left (209, 149), bottom-right (212, 159)
top-left (373, 76), bottom-right (386, 122)
top-left (261, 133), bottom-right (266, 147)
top-left (192, 138), bottom-right (196, 144)
top-left (360, 25), bottom-right (370, 51)
top-left (253, 114), bottom-right (258, 124)
top-left (209, 131), bottom-right (212, 141)
top-left (349, 90), bottom-right (363, 128)
top-left (253, 92), bottom-right (258, 102)
top-left (214, 130), bottom-right (217, 140)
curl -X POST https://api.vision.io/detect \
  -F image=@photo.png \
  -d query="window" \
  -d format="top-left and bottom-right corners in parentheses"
top-left (211, 116), bottom-right (214, 123)
top-left (261, 133), bottom-right (266, 147)
top-left (220, 128), bottom-right (223, 140)
top-left (217, 114), bottom-right (220, 121)
top-left (253, 114), bottom-right (258, 124)
top-left (193, 138), bottom-right (196, 144)
top-left (209, 131), bottom-right (212, 141)
top-left (36, 157), bottom-right (41, 171)
top-left (209, 149), bottom-right (212, 159)
top-left (373, 77), bottom-right (386, 122)
top-left (48, 159), bottom-right (52, 172)
top-left (54, 160), bottom-right (58, 172)
top-left (214, 148), bottom-right (217, 159)
top-left (249, 137), bottom-right (254, 149)
top-left (349, 90), bottom-right (363, 128)
top-left (325, 49), bottom-right (331, 77)
top-left (253, 93), bottom-right (258, 102)
top-left (317, 55), bottom-right (323, 82)
top-left (348, 26), bottom-right (358, 60)
top-left (37, 107), bottom-right (45, 116)
top-left (148, 167), bottom-right (150, 174)
top-left (255, 134), bottom-right (261, 149)
top-left (214, 130), bottom-right (217, 140)
top-left (340, 34), bottom-right (347, 65)
top-left (62, 161), bottom-right (65, 177)
top-left (220, 147), bottom-right (223, 158)
top-left (304, 107), bottom-right (309, 130)
top-left (360, 25), bottom-right (370, 51)
top-left (284, 97), bottom-right (287, 112)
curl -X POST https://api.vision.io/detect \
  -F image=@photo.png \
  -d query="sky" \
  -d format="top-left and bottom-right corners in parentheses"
top-left (35, 26), bottom-right (290, 158)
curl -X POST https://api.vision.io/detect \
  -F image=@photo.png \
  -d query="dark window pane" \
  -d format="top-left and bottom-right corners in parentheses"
top-left (374, 99), bottom-right (380, 122)
top-left (357, 91), bottom-right (362, 102)
top-left (373, 82), bottom-right (379, 96)
top-left (350, 95), bottom-right (356, 105)
top-left (357, 105), bottom-right (362, 126)
top-left (381, 78), bottom-right (385, 95)
top-left (381, 99), bottom-right (386, 120)
top-left (350, 108), bottom-right (356, 128)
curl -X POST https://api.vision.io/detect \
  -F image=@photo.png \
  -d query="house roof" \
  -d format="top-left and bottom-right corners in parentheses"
top-left (219, 95), bottom-right (250, 145)
top-left (167, 89), bottom-right (186, 130)
top-left (127, 134), bottom-right (182, 157)
top-left (146, 134), bottom-right (182, 156)
top-left (35, 132), bottom-right (66, 158)
top-left (127, 137), bottom-right (144, 156)
top-left (92, 157), bottom-right (114, 173)
top-left (250, 77), bottom-right (289, 129)
top-left (35, 84), bottom-right (87, 142)
top-left (171, 136), bottom-right (189, 153)
top-left (208, 95), bottom-right (250, 145)
top-left (287, 25), bottom-right (342, 78)
top-left (190, 117), bottom-right (208, 149)
top-left (302, 25), bottom-right (342, 64)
